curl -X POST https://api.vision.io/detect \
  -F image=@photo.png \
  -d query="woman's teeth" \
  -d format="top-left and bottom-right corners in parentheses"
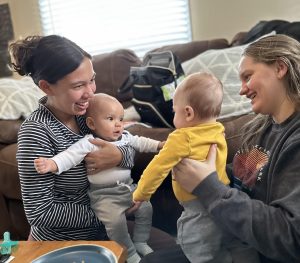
top-left (77, 102), bottom-right (88, 107)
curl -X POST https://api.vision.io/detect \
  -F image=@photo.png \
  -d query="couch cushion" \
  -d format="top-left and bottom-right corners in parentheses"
top-left (147, 39), bottom-right (230, 63)
top-left (92, 49), bottom-right (142, 98)
top-left (0, 119), bottom-right (23, 144)
top-left (220, 114), bottom-right (255, 163)
top-left (0, 143), bottom-right (21, 200)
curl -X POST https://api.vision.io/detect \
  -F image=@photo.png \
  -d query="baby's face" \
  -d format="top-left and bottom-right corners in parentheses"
top-left (90, 100), bottom-right (124, 141)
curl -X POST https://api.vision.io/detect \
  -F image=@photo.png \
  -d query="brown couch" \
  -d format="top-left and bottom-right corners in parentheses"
top-left (0, 34), bottom-right (254, 241)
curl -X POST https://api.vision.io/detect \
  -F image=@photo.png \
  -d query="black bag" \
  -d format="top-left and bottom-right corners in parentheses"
top-left (120, 51), bottom-right (184, 128)
top-left (241, 20), bottom-right (289, 44)
top-left (241, 20), bottom-right (300, 45)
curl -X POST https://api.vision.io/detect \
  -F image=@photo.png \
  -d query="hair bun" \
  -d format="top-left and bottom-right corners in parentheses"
top-left (9, 35), bottom-right (42, 76)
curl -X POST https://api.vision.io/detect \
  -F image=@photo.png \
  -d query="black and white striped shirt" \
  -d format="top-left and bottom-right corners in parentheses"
top-left (17, 97), bottom-right (135, 240)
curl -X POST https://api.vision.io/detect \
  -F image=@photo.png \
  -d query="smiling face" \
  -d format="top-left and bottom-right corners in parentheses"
top-left (40, 57), bottom-right (96, 123)
top-left (86, 94), bottom-right (124, 141)
top-left (239, 55), bottom-right (294, 121)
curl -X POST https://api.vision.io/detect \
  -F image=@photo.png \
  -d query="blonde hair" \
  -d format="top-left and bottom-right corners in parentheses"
top-left (241, 34), bottom-right (300, 150)
top-left (180, 72), bottom-right (223, 119)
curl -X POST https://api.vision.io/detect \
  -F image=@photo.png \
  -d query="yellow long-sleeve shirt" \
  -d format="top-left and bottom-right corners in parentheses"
top-left (133, 122), bottom-right (230, 202)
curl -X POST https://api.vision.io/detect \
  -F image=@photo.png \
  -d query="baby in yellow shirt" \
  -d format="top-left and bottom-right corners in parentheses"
top-left (133, 72), bottom-right (232, 263)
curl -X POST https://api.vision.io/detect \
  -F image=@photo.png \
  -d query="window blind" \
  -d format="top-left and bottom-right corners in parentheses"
top-left (38, 0), bottom-right (191, 57)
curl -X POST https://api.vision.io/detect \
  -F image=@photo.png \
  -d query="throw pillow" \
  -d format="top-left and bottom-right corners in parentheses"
top-left (182, 43), bottom-right (251, 119)
top-left (0, 77), bottom-right (45, 120)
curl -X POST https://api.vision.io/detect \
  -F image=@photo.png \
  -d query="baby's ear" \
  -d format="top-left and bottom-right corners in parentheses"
top-left (86, 117), bottom-right (96, 130)
top-left (185, 105), bottom-right (194, 121)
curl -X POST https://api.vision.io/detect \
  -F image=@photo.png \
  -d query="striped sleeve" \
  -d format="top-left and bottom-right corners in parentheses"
top-left (118, 144), bottom-right (135, 168)
top-left (17, 120), bottom-right (99, 229)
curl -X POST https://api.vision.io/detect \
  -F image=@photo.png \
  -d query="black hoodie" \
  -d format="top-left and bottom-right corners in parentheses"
top-left (193, 112), bottom-right (300, 263)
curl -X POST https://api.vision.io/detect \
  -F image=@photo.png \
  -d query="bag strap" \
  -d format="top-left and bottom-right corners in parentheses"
top-left (132, 98), bottom-right (174, 128)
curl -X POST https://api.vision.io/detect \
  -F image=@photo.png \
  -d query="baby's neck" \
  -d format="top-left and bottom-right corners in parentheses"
top-left (190, 117), bottom-right (217, 127)
top-left (93, 133), bottom-right (121, 142)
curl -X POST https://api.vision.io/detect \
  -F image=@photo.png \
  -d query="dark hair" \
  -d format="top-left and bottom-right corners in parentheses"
top-left (9, 35), bottom-right (92, 85)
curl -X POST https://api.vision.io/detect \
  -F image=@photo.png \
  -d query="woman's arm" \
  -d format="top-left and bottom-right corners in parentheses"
top-left (17, 121), bottom-right (99, 228)
top-left (173, 144), bottom-right (300, 262)
top-left (85, 138), bottom-right (135, 174)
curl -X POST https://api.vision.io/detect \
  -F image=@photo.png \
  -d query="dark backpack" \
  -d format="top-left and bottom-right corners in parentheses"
top-left (241, 20), bottom-right (300, 44)
top-left (119, 51), bottom-right (184, 128)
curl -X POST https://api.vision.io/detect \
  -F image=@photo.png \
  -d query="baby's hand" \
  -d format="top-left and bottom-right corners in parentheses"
top-left (34, 157), bottom-right (58, 174)
top-left (125, 200), bottom-right (143, 215)
top-left (158, 141), bottom-right (165, 150)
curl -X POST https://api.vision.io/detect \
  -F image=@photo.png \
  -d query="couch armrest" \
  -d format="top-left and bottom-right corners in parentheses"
top-left (0, 119), bottom-right (23, 144)
top-left (0, 144), bottom-right (21, 199)
top-left (0, 144), bottom-right (30, 240)
top-left (147, 39), bottom-right (230, 63)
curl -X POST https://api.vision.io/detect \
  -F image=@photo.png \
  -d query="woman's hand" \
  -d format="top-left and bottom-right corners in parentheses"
top-left (85, 138), bottom-right (122, 174)
top-left (173, 144), bottom-right (217, 193)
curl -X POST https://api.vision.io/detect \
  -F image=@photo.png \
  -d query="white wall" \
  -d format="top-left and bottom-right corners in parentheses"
top-left (1, 0), bottom-right (41, 40)
top-left (0, 0), bottom-right (41, 78)
top-left (189, 0), bottom-right (300, 41)
top-left (3, 0), bottom-right (300, 43)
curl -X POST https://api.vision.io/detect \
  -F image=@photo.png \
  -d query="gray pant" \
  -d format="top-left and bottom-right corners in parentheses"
top-left (227, 238), bottom-right (260, 263)
top-left (89, 179), bottom-right (153, 258)
top-left (177, 199), bottom-right (232, 263)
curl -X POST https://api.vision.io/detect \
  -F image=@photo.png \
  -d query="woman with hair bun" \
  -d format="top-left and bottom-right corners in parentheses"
top-left (9, 35), bottom-right (133, 240)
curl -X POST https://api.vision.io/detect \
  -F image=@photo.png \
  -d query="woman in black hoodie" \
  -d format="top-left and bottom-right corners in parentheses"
top-left (142, 34), bottom-right (300, 263)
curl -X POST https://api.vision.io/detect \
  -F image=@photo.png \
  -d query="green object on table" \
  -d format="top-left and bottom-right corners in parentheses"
top-left (0, 232), bottom-right (18, 255)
